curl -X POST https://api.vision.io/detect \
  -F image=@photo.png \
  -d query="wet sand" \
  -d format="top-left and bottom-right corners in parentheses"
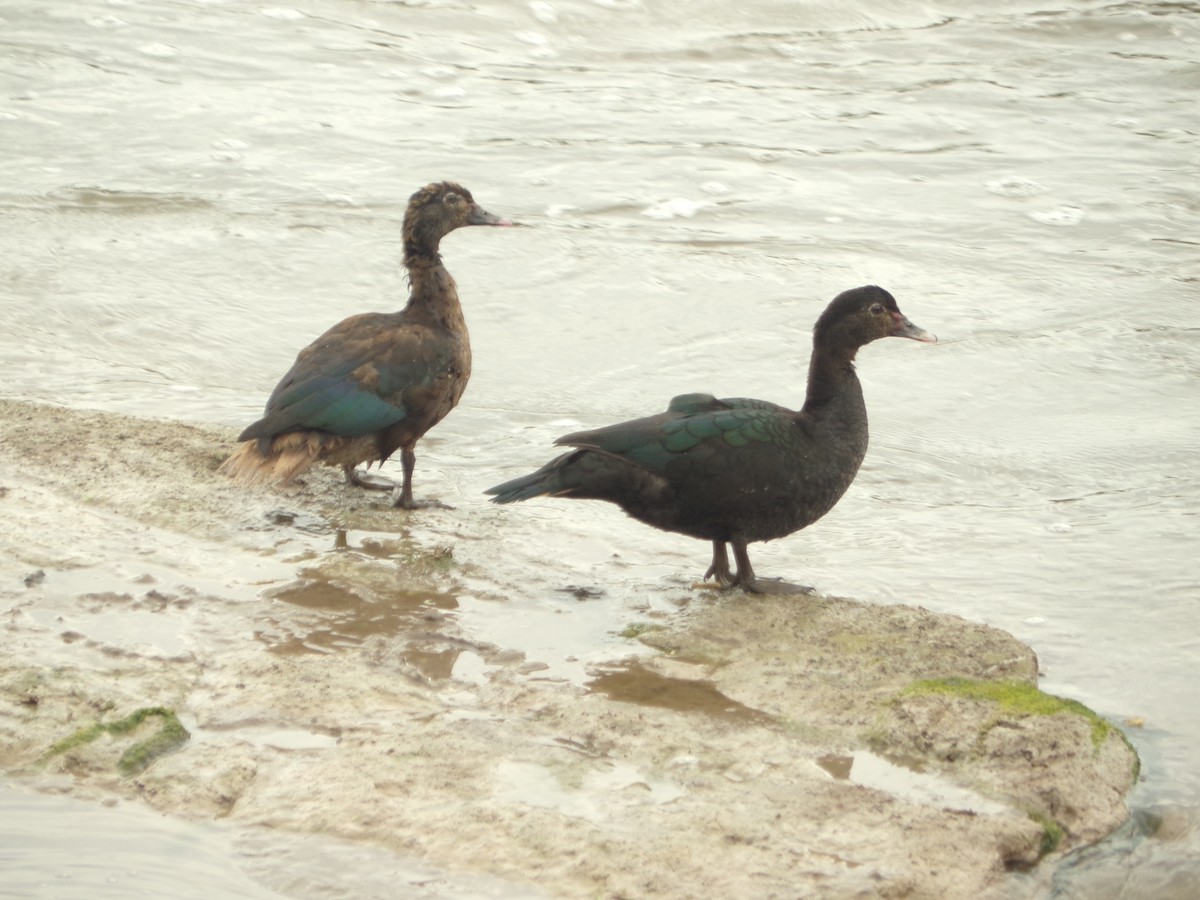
top-left (0, 398), bottom-right (1137, 898)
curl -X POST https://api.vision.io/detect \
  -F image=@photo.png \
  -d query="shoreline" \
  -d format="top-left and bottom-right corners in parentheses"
top-left (0, 398), bottom-right (1138, 898)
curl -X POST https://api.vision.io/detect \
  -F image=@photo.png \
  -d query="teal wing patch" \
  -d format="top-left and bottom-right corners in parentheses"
top-left (556, 395), bottom-right (795, 475)
top-left (240, 315), bottom-right (459, 441)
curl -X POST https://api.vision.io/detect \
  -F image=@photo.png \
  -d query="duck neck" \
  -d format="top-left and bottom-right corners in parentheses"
top-left (402, 242), bottom-right (465, 329)
top-left (802, 348), bottom-right (863, 419)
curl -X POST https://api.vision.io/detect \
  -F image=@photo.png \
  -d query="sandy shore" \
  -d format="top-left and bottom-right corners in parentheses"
top-left (0, 398), bottom-right (1137, 898)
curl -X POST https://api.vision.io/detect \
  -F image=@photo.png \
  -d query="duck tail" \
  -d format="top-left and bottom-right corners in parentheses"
top-left (219, 432), bottom-right (323, 485)
top-left (485, 451), bottom-right (581, 504)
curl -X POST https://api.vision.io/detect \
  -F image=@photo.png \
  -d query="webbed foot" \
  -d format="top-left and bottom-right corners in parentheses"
top-left (738, 577), bottom-right (814, 596)
top-left (386, 448), bottom-right (452, 509)
top-left (729, 540), bottom-right (814, 596)
top-left (344, 466), bottom-right (396, 491)
top-left (389, 482), bottom-right (454, 510)
top-left (393, 495), bottom-right (455, 511)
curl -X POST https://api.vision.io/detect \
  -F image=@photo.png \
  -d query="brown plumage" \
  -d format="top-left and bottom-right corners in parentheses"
top-left (221, 182), bottom-right (512, 508)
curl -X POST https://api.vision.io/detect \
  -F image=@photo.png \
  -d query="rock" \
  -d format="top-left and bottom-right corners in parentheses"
top-left (0, 399), bottom-right (1138, 898)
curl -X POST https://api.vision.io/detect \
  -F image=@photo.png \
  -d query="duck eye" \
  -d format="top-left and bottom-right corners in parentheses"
top-left (443, 192), bottom-right (461, 206)
top-left (869, 303), bottom-right (884, 315)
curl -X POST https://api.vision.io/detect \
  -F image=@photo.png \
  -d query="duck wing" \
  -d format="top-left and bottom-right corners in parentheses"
top-left (239, 313), bottom-right (458, 443)
top-left (556, 393), bottom-right (797, 475)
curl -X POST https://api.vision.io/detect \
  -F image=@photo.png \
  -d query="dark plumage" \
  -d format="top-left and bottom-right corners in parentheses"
top-left (486, 286), bottom-right (935, 593)
top-left (222, 181), bottom-right (512, 508)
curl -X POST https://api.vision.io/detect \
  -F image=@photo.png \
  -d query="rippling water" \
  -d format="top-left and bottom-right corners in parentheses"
top-left (2, 0), bottom-right (1198, 894)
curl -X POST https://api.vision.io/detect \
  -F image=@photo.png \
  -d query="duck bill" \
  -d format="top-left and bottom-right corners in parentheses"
top-left (890, 311), bottom-right (937, 343)
top-left (468, 204), bottom-right (514, 227)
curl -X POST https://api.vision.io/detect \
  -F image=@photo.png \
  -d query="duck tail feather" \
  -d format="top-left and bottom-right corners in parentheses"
top-left (485, 450), bottom-right (584, 503)
top-left (485, 469), bottom-right (557, 503)
top-left (220, 432), bottom-right (323, 485)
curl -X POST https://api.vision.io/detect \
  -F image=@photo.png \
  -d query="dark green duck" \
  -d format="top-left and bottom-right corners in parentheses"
top-left (486, 286), bottom-right (935, 593)
top-left (223, 182), bottom-right (511, 509)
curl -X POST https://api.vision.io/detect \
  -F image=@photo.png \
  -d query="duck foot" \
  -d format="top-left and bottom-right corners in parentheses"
top-left (737, 577), bottom-right (814, 596)
top-left (341, 467), bottom-right (453, 509)
top-left (728, 540), bottom-right (814, 595)
top-left (344, 467), bottom-right (396, 491)
top-left (385, 448), bottom-right (454, 509)
top-left (392, 493), bottom-right (455, 511)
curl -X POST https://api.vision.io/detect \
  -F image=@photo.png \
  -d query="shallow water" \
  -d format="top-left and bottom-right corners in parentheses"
top-left (0, 782), bottom-right (287, 900)
top-left (2, 0), bottom-right (1198, 894)
top-left (0, 781), bottom-right (547, 899)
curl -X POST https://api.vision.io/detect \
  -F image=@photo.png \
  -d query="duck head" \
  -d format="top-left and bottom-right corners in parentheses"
top-left (403, 181), bottom-right (513, 257)
top-left (814, 285), bottom-right (936, 356)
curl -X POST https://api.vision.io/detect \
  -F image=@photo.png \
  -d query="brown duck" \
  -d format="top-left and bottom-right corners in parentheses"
top-left (222, 182), bottom-right (512, 508)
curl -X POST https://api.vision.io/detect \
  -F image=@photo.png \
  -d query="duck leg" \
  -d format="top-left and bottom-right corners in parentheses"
top-left (731, 538), bottom-right (813, 595)
top-left (390, 447), bottom-right (453, 510)
top-left (703, 541), bottom-right (736, 587)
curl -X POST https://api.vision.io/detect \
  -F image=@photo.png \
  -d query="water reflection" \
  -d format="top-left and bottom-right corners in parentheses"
top-left (257, 529), bottom-right (459, 654)
top-left (587, 661), bottom-right (773, 724)
top-left (401, 647), bottom-right (463, 681)
top-left (260, 581), bottom-right (458, 653)
top-left (816, 751), bottom-right (1009, 817)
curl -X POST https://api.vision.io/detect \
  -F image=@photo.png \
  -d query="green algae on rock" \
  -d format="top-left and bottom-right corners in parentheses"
top-left (877, 675), bottom-right (1140, 851)
top-left (41, 706), bottom-right (190, 776)
top-left (902, 677), bottom-right (1119, 749)
top-left (630, 591), bottom-right (1138, 856)
top-left (1030, 812), bottom-right (1066, 856)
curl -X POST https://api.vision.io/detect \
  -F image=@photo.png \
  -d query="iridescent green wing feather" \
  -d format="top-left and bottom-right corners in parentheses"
top-left (557, 394), bottom-right (794, 474)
